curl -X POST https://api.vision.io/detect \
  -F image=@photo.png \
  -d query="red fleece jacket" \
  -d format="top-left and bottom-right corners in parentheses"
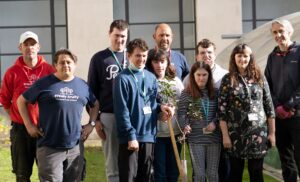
top-left (0, 55), bottom-right (55, 125)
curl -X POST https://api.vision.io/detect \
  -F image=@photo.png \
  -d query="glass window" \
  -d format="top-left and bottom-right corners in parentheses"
top-left (183, 23), bottom-right (195, 48)
top-left (54, 0), bottom-right (66, 25)
top-left (0, 56), bottom-right (16, 79)
top-left (55, 27), bottom-right (67, 49)
top-left (0, 1), bottom-right (50, 26)
top-left (0, 0), bottom-right (67, 82)
top-left (242, 22), bottom-right (253, 34)
top-left (242, 0), bottom-right (300, 33)
top-left (183, 0), bottom-right (194, 21)
top-left (113, 0), bottom-right (196, 61)
top-left (184, 50), bottom-right (195, 66)
top-left (256, 0), bottom-right (300, 19)
top-left (128, 0), bottom-right (179, 23)
top-left (0, 28), bottom-right (51, 54)
top-left (129, 25), bottom-right (156, 48)
top-left (242, 0), bottom-right (252, 20)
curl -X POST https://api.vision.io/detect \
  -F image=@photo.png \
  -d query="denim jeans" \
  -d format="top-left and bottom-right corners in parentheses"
top-left (154, 137), bottom-right (182, 182)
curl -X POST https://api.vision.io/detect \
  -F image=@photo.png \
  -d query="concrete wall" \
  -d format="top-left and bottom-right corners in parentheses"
top-left (195, 0), bottom-right (242, 56)
top-left (67, 0), bottom-right (113, 143)
top-left (67, 0), bottom-right (113, 80)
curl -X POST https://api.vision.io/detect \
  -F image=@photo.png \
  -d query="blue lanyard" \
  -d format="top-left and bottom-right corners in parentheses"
top-left (128, 68), bottom-right (147, 102)
top-left (109, 48), bottom-right (127, 70)
top-left (201, 98), bottom-right (210, 122)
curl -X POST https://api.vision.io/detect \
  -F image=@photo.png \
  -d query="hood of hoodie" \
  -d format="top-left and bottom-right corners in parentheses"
top-left (15, 55), bottom-right (48, 70)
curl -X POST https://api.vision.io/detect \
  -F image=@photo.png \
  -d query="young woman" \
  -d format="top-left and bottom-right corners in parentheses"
top-left (219, 44), bottom-right (275, 182)
top-left (146, 49), bottom-right (184, 182)
top-left (178, 61), bottom-right (220, 182)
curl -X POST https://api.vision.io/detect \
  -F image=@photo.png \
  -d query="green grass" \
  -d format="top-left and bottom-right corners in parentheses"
top-left (0, 146), bottom-right (280, 182)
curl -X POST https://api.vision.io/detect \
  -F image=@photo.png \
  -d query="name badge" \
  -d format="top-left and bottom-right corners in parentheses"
top-left (143, 106), bottom-right (152, 115)
top-left (248, 113), bottom-right (258, 121)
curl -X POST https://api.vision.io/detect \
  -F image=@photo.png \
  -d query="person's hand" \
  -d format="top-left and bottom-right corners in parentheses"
top-left (183, 125), bottom-right (192, 135)
top-left (128, 140), bottom-right (139, 151)
top-left (267, 133), bottom-right (276, 148)
top-left (160, 104), bottom-right (175, 121)
top-left (222, 135), bottom-right (232, 149)
top-left (81, 123), bottom-right (94, 142)
top-left (276, 105), bottom-right (294, 119)
top-left (25, 124), bottom-right (44, 138)
top-left (95, 120), bottom-right (106, 140)
top-left (206, 122), bottom-right (216, 132)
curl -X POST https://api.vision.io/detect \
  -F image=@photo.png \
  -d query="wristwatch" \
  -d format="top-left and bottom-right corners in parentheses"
top-left (89, 120), bottom-right (96, 127)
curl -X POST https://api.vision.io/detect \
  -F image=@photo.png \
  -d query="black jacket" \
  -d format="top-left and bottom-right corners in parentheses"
top-left (265, 42), bottom-right (300, 110)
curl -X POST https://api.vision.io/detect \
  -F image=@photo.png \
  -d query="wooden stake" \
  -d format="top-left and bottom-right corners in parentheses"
top-left (167, 119), bottom-right (187, 182)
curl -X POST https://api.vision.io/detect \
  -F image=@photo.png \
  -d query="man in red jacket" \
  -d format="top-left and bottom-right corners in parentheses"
top-left (0, 31), bottom-right (55, 182)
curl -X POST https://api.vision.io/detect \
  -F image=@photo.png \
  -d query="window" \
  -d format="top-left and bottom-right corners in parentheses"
top-left (0, 0), bottom-right (67, 80)
top-left (242, 0), bottom-right (300, 33)
top-left (114, 0), bottom-right (196, 65)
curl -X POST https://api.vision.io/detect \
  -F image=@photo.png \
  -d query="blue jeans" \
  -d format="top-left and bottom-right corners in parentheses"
top-left (154, 137), bottom-right (182, 182)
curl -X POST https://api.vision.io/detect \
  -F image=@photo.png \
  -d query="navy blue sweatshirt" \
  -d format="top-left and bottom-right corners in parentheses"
top-left (88, 48), bottom-right (126, 113)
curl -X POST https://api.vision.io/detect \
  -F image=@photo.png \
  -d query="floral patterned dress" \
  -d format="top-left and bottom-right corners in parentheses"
top-left (218, 73), bottom-right (275, 159)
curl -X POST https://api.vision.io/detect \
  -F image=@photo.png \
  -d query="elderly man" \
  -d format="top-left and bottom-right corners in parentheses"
top-left (265, 19), bottom-right (300, 182)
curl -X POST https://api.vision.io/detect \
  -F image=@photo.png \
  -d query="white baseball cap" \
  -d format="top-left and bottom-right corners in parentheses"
top-left (19, 31), bottom-right (39, 44)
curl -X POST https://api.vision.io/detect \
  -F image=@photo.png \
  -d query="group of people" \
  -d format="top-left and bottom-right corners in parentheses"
top-left (0, 18), bottom-right (299, 182)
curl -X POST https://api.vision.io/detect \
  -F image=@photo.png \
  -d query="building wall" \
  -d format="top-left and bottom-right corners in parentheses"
top-left (67, 0), bottom-right (113, 81)
top-left (67, 0), bottom-right (113, 140)
top-left (195, 0), bottom-right (242, 56)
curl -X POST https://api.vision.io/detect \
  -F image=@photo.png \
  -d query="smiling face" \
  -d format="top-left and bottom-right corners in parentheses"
top-left (234, 46), bottom-right (252, 74)
top-left (128, 48), bottom-right (148, 69)
top-left (19, 38), bottom-right (40, 62)
top-left (54, 54), bottom-right (76, 80)
top-left (193, 68), bottom-right (209, 89)
top-left (109, 27), bottom-right (128, 52)
top-left (151, 57), bottom-right (168, 79)
top-left (271, 22), bottom-right (292, 48)
top-left (153, 24), bottom-right (173, 51)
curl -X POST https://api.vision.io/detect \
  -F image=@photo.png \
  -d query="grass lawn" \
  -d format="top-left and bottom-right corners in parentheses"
top-left (0, 146), bottom-right (280, 182)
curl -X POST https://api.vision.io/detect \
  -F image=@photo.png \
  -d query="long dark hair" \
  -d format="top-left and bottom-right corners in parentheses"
top-left (146, 49), bottom-right (176, 79)
top-left (187, 61), bottom-right (215, 99)
top-left (228, 43), bottom-right (263, 87)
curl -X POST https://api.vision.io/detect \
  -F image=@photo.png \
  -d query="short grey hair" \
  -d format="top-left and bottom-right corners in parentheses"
top-left (271, 19), bottom-right (294, 35)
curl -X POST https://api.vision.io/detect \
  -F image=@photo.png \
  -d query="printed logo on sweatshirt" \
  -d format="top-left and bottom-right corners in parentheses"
top-left (23, 74), bottom-right (38, 88)
top-left (54, 87), bottom-right (79, 101)
top-left (106, 65), bottom-right (120, 80)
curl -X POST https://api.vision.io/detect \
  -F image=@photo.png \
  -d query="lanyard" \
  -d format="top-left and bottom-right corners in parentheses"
top-left (109, 48), bottom-right (127, 70)
top-left (240, 75), bottom-right (252, 102)
top-left (201, 98), bottom-right (210, 122)
top-left (128, 68), bottom-right (147, 102)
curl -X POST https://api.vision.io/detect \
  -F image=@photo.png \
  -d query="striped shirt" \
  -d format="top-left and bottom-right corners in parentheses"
top-left (177, 89), bottom-right (221, 144)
